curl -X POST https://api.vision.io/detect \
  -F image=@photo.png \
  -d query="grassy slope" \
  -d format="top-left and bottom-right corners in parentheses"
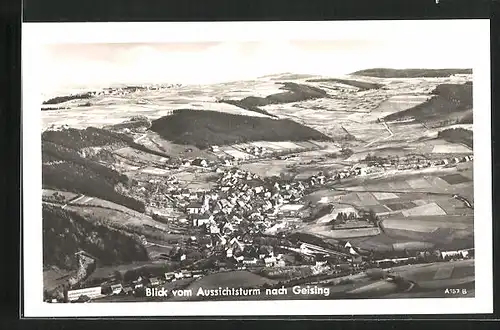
top-left (383, 83), bottom-right (472, 123)
top-left (42, 129), bottom-right (147, 212)
top-left (149, 109), bottom-right (332, 149)
top-left (351, 68), bottom-right (472, 78)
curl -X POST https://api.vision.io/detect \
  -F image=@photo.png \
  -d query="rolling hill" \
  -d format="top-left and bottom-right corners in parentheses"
top-left (149, 109), bottom-right (332, 149)
top-left (220, 82), bottom-right (329, 116)
top-left (351, 68), bottom-right (472, 78)
top-left (383, 82), bottom-right (472, 124)
top-left (43, 204), bottom-right (149, 270)
top-left (437, 127), bottom-right (473, 149)
top-left (42, 128), bottom-right (148, 212)
top-left (43, 92), bottom-right (95, 105)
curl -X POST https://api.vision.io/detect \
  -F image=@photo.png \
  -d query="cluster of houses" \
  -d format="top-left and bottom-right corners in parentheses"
top-left (91, 84), bottom-right (181, 97)
top-left (314, 154), bottom-right (474, 183)
top-left (58, 268), bottom-right (206, 303)
top-left (243, 145), bottom-right (269, 157)
top-left (373, 248), bottom-right (474, 268)
top-left (183, 167), bottom-right (307, 227)
top-left (394, 155), bottom-right (473, 171)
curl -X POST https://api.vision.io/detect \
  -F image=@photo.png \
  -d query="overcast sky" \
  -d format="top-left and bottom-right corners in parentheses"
top-left (40, 37), bottom-right (474, 96)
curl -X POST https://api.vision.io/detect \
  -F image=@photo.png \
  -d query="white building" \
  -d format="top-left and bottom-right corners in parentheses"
top-left (187, 202), bottom-right (204, 214)
top-left (110, 284), bottom-right (123, 295)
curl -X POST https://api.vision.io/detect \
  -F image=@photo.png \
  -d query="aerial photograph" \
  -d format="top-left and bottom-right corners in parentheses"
top-left (40, 40), bottom-right (475, 303)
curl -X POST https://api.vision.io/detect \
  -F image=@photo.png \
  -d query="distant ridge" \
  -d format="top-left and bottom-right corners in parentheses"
top-left (149, 109), bottom-right (332, 149)
top-left (351, 68), bottom-right (472, 78)
top-left (258, 72), bottom-right (317, 80)
top-left (306, 78), bottom-right (382, 90)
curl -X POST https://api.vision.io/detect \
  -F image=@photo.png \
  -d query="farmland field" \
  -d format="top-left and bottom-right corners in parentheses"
top-left (406, 178), bottom-right (433, 189)
top-left (392, 241), bottom-right (435, 250)
top-left (356, 192), bottom-right (380, 206)
top-left (372, 192), bottom-right (399, 200)
top-left (240, 160), bottom-right (289, 177)
top-left (385, 202), bottom-right (417, 211)
top-left (388, 181), bottom-right (413, 190)
top-left (382, 220), bottom-right (438, 233)
top-left (299, 224), bottom-right (381, 238)
top-left (382, 218), bottom-right (472, 231)
top-left (440, 173), bottom-right (471, 185)
top-left (432, 144), bottom-right (472, 154)
top-left (401, 203), bottom-right (447, 217)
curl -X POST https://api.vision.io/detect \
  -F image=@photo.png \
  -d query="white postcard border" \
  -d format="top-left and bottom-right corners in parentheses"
top-left (22, 20), bottom-right (492, 317)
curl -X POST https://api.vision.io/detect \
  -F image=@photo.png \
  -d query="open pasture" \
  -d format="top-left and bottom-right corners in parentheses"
top-left (332, 192), bottom-right (362, 205)
top-left (382, 219), bottom-right (439, 233)
top-left (433, 264), bottom-right (455, 280)
top-left (382, 227), bottom-right (443, 243)
top-left (140, 167), bottom-right (171, 176)
top-left (423, 175), bottom-right (452, 191)
top-left (440, 173), bottom-right (471, 185)
top-left (436, 198), bottom-right (473, 216)
top-left (347, 168), bottom-right (470, 194)
top-left (113, 146), bottom-right (168, 165)
top-left (220, 146), bottom-right (254, 160)
top-left (406, 178), bottom-right (433, 189)
top-left (174, 171), bottom-right (218, 190)
top-left (333, 170), bottom-right (473, 218)
top-left (343, 122), bottom-right (389, 143)
top-left (147, 133), bottom-right (217, 160)
top-left (374, 94), bottom-right (430, 115)
top-left (385, 201), bottom-right (417, 211)
top-left (294, 170), bottom-right (325, 180)
top-left (303, 189), bottom-right (345, 204)
top-left (63, 198), bottom-right (187, 242)
top-left (240, 160), bottom-right (289, 177)
top-left (346, 234), bottom-right (399, 251)
top-left (388, 180), bottom-right (412, 190)
top-left (267, 141), bottom-right (305, 149)
top-left (364, 204), bottom-right (392, 214)
top-left (380, 217), bottom-right (473, 247)
top-left (392, 241), bottom-right (435, 251)
top-left (395, 259), bottom-right (474, 283)
top-left (432, 143), bottom-right (472, 154)
top-left (390, 215), bottom-right (473, 224)
top-left (299, 224), bottom-right (381, 239)
top-left (65, 203), bottom-right (155, 228)
top-left (347, 232), bottom-right (436, 252)
top-left (356, 192), bottom-right (380, 206)
top-left (362, 182), bottom-right (394, 192)
top-left (401, 202), bottom-right (447, 217)
top-left (372, 192), bottom-right (399, 200)
top-left (294, 140), bottom-right (323, 149)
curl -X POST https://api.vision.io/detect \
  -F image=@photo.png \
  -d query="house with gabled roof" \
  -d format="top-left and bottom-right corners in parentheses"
top-left (187, 202), bottom-right (204, 214)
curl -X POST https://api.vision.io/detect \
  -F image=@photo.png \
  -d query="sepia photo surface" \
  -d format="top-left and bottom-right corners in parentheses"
top-left (22, 20), bottom-right (492, 316)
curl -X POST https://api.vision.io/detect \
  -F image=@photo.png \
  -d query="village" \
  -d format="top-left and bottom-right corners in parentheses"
top-left (49, 144), bottom-right (475, 303)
